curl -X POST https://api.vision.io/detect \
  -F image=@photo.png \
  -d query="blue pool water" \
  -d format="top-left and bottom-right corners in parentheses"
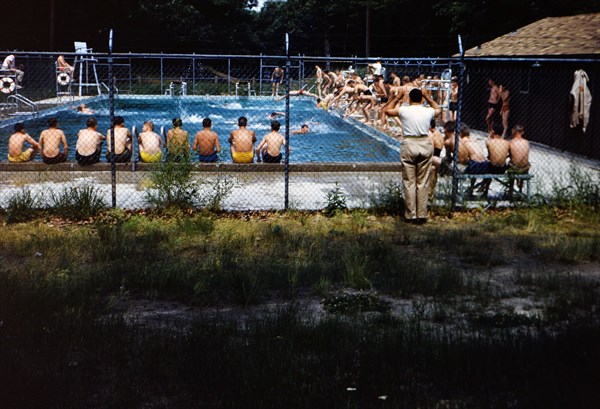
top-left (1, 96), bottom-right (400, 163)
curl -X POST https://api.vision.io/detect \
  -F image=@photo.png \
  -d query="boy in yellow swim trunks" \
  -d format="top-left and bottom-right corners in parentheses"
top-left (228, 116), bottom-right (256, 163)
top-left (138, 121), bottom-right (163, 163)
top-left (8, 122), bottom-right (39, 163)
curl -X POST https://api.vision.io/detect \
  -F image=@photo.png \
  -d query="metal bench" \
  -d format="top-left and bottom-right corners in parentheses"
top-left (456, 172), bottom-right (534, 203)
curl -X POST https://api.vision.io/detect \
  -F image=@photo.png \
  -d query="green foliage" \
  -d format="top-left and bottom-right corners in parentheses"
top-left (342, 250), bottom-right (372, 290)
top-left (369, 180), bottom-right (405, 215)
top-left (49, 185), bottom-right (107, 220)
top-left (145, 155), bottom-right (234, 210)
top-left (549, 163), bottom-right (600, 210)
top-left (312, 275), bottom-right (332, 296)
top-left (324, 182), bottom-right (347, 216)
top-left (539, 235), bottom-right (600, 263)
top-left (145, 155), bottom-right (200, 209)
top-left (6, 187), bottom-right (42, 223)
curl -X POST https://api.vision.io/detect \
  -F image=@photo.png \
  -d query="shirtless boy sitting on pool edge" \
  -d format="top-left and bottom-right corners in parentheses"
top-left (256, 120), bottom-right (286, 164)
top-left (229, 116), bottom-right (256, 163)
top-left (8, 122), bottom-right (39, 163)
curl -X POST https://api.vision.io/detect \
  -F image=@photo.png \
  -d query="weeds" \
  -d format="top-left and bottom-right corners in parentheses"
top-left (324, 182), bottom-right (347, 216)
top-left (6, 187), bottom-right (42, 222)
top-left (145, 156), bottom-right (201, 209)
top-left (49, 185), bottom-right (107, 220)
top-left (1, 209), bottom-right (600, 408)
top-left (144, 156), bottom-right (234, 210)
top-left (539, 234), bottom-right (600, 263)
top-left (369, 180), bottom-right (404, 215)
top-left (550, 162), bottom-right (600, 210)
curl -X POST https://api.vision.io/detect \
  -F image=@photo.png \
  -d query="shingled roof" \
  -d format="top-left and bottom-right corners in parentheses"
top-left (463, 13), bottom-right (600, 57)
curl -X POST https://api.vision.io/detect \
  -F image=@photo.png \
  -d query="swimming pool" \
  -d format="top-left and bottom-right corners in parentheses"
top-left (1, 96), bottom-right (400, 163)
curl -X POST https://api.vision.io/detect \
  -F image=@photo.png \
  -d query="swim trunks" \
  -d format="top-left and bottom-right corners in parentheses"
top-left (507, 162), bottom-right (530, 174)
top-left (488, 163), bottom-right (507, 174)
top-left (106, 148), bottom-right (131, 163)
top-left (433, 147), bottom-right (442, 158)
top-left (488, 101), bottom-right (502, 111)
top-left (8, 148), bottom-right (33, 163)
top-left (439, 155), bottom-right (453, 176)
top-left (43, 152), bottom-right (66, 165)
top-left (76, 150), bottom-right (101, 166)
top-left (262, 151), bottom-right (282, 163)
top-left (232, 150), bottom-right (254, 163)
top-left (140, 150), bottom-right (162, 163)
top-left (272, 75), bottom-right (282, 84)
top-left (464, 159), bottom-right (489, 175)
top-left (198, 152), bottom-right (219, 163)
top-left (449, 101), bottom-right (458, 112)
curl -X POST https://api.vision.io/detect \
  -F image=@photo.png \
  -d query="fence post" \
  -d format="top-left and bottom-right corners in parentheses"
top-left (108, 29), bottom-right (116, 208)
top-left (128, 53), bottom-right (132, 94)
top-left (227, 58), bottom-right (231, 95)
top-left (259, 55), bottom-right (263, 96)
top-left (284, 34), bottom-right (291, 210)
top-left (451, 36), bottom-right (466, 209)
top-left (160, 54), bottom-right (164, 95)
top-left (192, 54), bottom-right (195, 94)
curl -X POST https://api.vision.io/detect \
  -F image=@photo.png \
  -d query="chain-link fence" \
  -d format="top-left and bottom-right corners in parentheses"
top-left (1, 51), bottom-right (598, 212)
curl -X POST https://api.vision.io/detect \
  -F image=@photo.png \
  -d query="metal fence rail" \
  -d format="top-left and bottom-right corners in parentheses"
top-left (1, 51), bottom-right (598, 212)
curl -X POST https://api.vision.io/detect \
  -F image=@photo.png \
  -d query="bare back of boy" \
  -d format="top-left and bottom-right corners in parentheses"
top-left (107, 127), bottom-right (132, 154)
top-left (486, 138), bottom-right (509, 167)
top-left (139, 131), bottom-right (162, 155)
top-left (229, 128), bottom-right (256, 153)
top-left (9, 132), bottom-right (39, 157)
top-left (40, 129), bottom-right (68, 158)
top-left (261, 131), bottom-right (285, 157)
top-left (509, 138), bottom-right (529, 167)
top-left (193, 129), bottom-right (220, 156)
top-left (77, 129), bottom-right (105, 156)
top-left (466, 139), bottom-right (486, 163)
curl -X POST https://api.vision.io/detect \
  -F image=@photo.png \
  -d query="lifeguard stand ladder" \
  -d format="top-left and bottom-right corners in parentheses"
top-left (73, 41), bottom-right (101, 96)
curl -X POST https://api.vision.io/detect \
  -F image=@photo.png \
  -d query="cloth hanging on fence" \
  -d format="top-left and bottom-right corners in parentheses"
top-left (570, 69), bottom-right (592, 132)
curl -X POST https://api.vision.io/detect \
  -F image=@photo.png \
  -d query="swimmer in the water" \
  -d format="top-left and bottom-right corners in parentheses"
top-left (267, 111), bottom-right (286, 119)
top-left (292, 124), bottom-right (310, 135)
top-left (77, 104), bottom-right (94, 114)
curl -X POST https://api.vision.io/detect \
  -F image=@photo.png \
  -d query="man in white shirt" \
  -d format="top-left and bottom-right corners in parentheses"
top-left (1, 55), bottom-right (24, 87)
top-left (398, 88), bottom-right (441, 224)
top-left (368, 60), bottom-right (383, 76)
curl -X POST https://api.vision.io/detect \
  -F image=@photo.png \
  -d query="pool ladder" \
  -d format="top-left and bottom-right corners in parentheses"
top-left (166, 81), bottom-right (187, 96)
top-left (7, 94), bottom-right (38, 116)
top-left (235, 82), bottom-right (255, 97)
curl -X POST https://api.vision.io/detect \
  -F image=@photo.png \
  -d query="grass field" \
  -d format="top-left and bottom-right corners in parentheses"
top-left (1, 205), bottom-right (599, 408)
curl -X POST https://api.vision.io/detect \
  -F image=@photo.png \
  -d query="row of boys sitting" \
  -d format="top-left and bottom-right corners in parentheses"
top-left (434, 122), bottom-right (530, 196)
top-left (7, 117), bottom-right (222, 166)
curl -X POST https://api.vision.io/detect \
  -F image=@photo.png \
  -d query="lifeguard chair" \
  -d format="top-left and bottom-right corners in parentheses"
top-left (73, 41), bottom-right (101, 96)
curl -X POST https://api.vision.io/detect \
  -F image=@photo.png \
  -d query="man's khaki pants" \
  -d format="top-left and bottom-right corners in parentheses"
top-left (401, 137), bottom-right (433, 220)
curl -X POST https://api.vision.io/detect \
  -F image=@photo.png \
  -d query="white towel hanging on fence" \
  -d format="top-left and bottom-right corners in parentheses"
top-left (570, 69), bottom-right (592, 132)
